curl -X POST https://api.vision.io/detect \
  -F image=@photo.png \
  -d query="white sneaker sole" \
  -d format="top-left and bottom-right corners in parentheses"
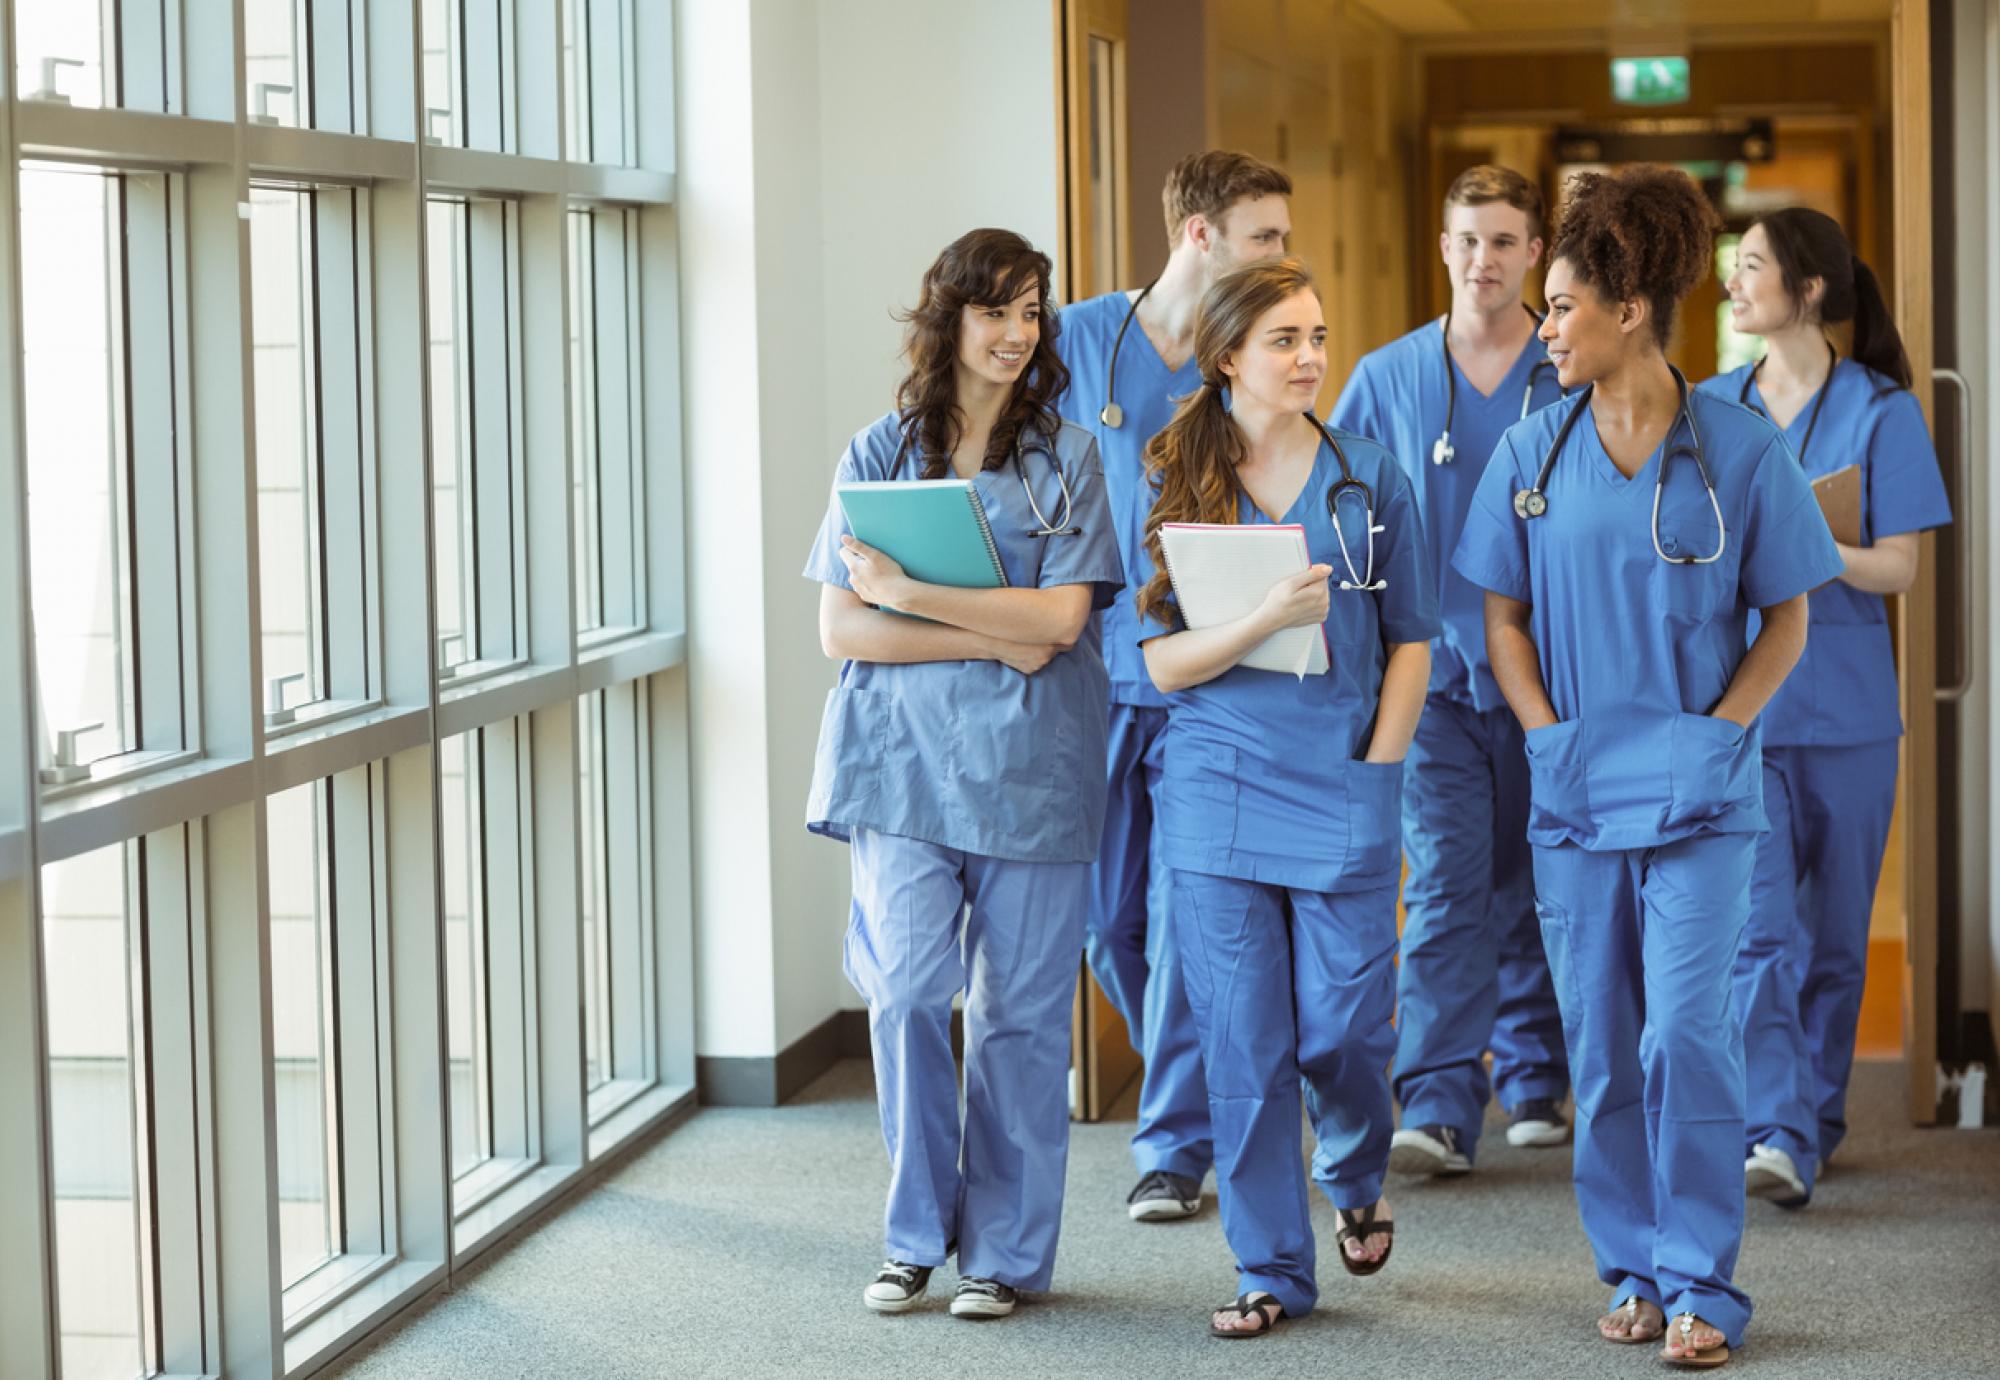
top-left (1128, 1195), bottom-right (1201, 1222)
top-left (1744, 1160), bottom-right (1806, 1202)
top-left (864, 1287), bottom-right (924, 1314)
top-left (1388, 1131), bottom-right (1471, 1177)
top-left (950, 1296), bottom-right (1016, 1319)
top-left (1506, 1119), bottom-right (1570, 1148)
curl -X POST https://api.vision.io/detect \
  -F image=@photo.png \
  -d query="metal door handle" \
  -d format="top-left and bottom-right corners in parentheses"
top-left (1933, 368), bottom-right (1976, 703)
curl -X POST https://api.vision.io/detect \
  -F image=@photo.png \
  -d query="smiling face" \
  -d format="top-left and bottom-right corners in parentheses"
top-left (1218, 286), bottom-right (1325, 414)
top-left (1724, 221), bottom-right (1817, 337)
top-left (954, 279), bottom-right (1041, 392)
top-left (1196, 193), bottom-right (1293, 285)
top-left (1439, 200), bottom-right (1543, 315)
top-left (1538, 256), bottom-right (1648, 388)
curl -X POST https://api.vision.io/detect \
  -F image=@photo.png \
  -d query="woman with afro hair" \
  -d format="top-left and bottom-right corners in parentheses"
top-left (1452, 167), bottom-right (1844, 1367)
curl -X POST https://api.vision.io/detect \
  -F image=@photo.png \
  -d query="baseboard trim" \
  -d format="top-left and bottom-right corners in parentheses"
top-left (698, 1009), bottom-right (963, 1108)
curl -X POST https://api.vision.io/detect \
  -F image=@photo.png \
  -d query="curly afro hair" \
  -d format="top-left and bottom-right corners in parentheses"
top-left (1549, 166), bottom-right (1720, 348)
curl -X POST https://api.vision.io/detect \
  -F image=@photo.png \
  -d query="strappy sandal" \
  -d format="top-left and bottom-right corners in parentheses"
top-left (1209, 1291), bottom-right (1285, 1339)
top-left (1333, 1202), bottom-right (1394, 1277)
top-left (1664, 1312), bottom-right (1731, 1368)
top-left (1601, 1296), bottom-right (1664, 1344)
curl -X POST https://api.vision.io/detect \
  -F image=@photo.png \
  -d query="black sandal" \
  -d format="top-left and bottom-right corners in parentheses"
top-left (1334, 1203), bottom-right (1395, 1277)
top-left (1209, 1291), bottom-right (1285, 1339)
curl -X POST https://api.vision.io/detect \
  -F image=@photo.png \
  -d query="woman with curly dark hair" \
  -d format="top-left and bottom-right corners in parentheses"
top-left (1453, 168), bottom-right (1844, 1367)
top-left (803, 228), bottom-right (1124, 1320)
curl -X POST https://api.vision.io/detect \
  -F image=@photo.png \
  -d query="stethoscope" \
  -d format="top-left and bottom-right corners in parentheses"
top-left (1304, 414), bottom-right (1386, 591)
top-left (1738, 341), bottom-right (1836, 464)
top-left (1434, 303), bottom-right (1564, 464)
top-left (1098, 279), bottom-right (1158, 429)
top-left (889, 421), bottom-right (1079, 538)
top-left (1512, 366), bottom-right (1728, 567)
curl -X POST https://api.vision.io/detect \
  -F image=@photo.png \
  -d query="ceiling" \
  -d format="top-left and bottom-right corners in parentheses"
top-left (1344, 0), bottom-right (1892, 38)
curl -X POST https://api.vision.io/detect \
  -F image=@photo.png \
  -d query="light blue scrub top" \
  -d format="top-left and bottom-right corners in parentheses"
top-left (1129, 427), bottom-right (1441, 893)
top-left (1054, 291), bottom-right (1201, 709)
top-left (1698, 359), bottom-right (1952, 746)
top-left (1331, 317), bottom-right (1565, 711)
top-left (804, 411), bottom-right (1126, 864)
top-left (1453, 390), bottom-right (1846, 853)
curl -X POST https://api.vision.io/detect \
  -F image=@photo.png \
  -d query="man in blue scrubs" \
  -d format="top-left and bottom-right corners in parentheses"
top-left (1331, 165), bottom-right (1571, 1178)
top-left (1057, 149), bottom-right (1293, 1219)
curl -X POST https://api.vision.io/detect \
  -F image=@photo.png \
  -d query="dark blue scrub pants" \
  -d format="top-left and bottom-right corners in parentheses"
top-left (1086, 703), bottom-right (1213, 1181)
top-left (1737, 739), bottom-right (1900, 1192)
top-left (1396, 695), bottom-right (1569, 1153)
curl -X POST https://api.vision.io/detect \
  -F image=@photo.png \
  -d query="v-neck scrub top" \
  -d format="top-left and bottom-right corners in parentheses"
top-left (1452, 390), bottom-right (1846, 853)
top-left (1055, 291), bottom-right (1204, 709)
top-left (803, 412), bottom-right (1126, 864)
top-left (1697, 359), bottom-right (1952, 746)
top-left (1129, 428), bottom-right (1441, 893)
top-left (1331, 319), bottom-right (1564, 711)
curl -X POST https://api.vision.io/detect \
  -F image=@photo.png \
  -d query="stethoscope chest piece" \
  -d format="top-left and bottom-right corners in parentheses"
top-left (1513, 488), bottom-right (1548, 520)
top-left (1100, 401), bottom-right (1124, 429)
top-left (1432, 435), bottom-right (1456, 466)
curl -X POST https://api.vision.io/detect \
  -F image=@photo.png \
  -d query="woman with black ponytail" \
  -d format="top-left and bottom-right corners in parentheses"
top-left (1701, 209), bottom-right (1953, 1211)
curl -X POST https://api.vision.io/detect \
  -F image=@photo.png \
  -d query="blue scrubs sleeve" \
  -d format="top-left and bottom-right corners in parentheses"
top-left (1033, 436), bottom-right (1126, 609)
top-left (1740, 439), bottom-right (1847, 608)
top-left (1865, 389), bottom-right (1953, 539)
top-left (803, 446), bottom-right (865, 590)
top-left (1372, 459), bottom-right (1442, 643)
top-left (1328, 358), bottom-right (1383, 442)
top-left (1450, 434), bottom-right (1533, 603)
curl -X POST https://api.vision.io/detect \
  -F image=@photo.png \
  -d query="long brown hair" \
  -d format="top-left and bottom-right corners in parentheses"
top-left (1137, 258), bottom-right (1318, 624)
top-left (892, 229), bottom-right (1068, 478)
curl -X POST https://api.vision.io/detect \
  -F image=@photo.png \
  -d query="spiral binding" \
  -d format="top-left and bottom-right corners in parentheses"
top-left (965, 487), bottom-right (1011, 587)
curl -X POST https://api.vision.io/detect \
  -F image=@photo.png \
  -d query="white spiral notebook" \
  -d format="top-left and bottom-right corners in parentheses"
top-left (1157, 522), bottom-right (1330, 679)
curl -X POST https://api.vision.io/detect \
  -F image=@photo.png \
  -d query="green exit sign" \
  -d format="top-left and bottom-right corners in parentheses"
top-left (1611, 56), bottom-right (1690, 105)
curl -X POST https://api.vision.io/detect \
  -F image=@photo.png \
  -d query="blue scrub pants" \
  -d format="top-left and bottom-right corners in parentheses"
top-left (1532, 834), bottom-right (1756, 1348)
top-left (1739, 740), bottom-right (1899, 1186)
top-left (1169, 870), bottom-right (1398, 1319)
top-left (1396, 695), bottom-right (1568, 1153)
top-left (1086, 703), bottom-right (1213, 1180)
top-left (845, 827), bottom-right (1088, 1291)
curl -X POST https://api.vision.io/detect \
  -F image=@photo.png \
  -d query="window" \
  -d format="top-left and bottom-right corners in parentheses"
top-left (564, 0), bottom-right (635, 165)
top-left (568, 208), bottom-right (643, 635)
top-left (580, 681), bottom-right (657, 1122)
top-left (423, 0), bottom-right (516, 150)
top-left (21, 163), bottom-right (191, 788)
top-left (427, 198), bottom-right (526, 677)
top-left (14, 0), bottom-right (174, 112)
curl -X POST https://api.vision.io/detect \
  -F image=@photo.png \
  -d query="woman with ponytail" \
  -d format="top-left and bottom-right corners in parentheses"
top-left (1700, 209), bottom-right (1953, 1210)
top-left (1128, 259), bottom-right (1438, 1337)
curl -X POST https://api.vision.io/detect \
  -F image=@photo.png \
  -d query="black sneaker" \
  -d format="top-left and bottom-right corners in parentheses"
top-left (1125, 1169), bottom-right (1203, 1221)
top-left (863, 1259), bottom-right (933, 1313)
top-left (950, 1276), bottom-right (1019, 1319)
top-left (1388, 1124), bottom-right (1472, 1176)
top-left (1506, 1097), bottom-right (1571, 1148)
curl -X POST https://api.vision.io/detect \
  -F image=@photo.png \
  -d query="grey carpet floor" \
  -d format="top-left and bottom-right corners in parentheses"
top-left (329, 1058), bottom-right (1999, 1379)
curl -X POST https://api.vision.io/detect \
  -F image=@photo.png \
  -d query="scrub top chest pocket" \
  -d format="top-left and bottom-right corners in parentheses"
top-left (1650, 495), bottom-right (1735, 621)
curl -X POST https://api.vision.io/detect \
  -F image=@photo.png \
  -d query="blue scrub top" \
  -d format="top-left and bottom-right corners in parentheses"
top-left (1331, 318), bottom-right (1564, 712)
top-left (1698, 359), bottom-right (1953, 746)
top-left (1130, 427), bottom-right (1441, 892)
top-left (803, 411), bottom-right (1126, 864)
top-left (1055, 291), bottom-right (1203, 709)
top-left (1453, 389), bottom-right (1846, 853)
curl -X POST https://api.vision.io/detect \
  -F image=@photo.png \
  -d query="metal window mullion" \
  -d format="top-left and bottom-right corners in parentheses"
top-left (604, 678), bottom-right (646, 1084)
top-left (119, 0), bottom-right (174, 113)
top-left (314, 188), bottom-right (373, 704)
top-left (331, 764), bottom-right (387, 1257)
top-left (591, 209), bottom-right (636, 629)
top-left (636, 205), bottom-right (683, 634)
top-left (474, 717), bottom-right (530, 1163)
top-left (467, 203), bottom-right (518, 664)
top-left (618, 207), bottom-right (645, 629)
top-left (632, 679), bottom-right (654, 1076)
top-left (125, 837), bottom-right (163, 1372)
top-left (585, 0), bottom-right (622, 166)
top-left (645, 670), bottom-right (694, 1092)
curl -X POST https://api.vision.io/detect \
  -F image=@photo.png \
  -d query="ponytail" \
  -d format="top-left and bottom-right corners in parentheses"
top-left (1136, 381), bottom-right (1245, 624)
top-left (1847, 257), bottom-right (1913, 389)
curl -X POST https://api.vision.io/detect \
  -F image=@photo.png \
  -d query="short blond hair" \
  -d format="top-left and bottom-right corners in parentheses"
top-left (1443, 165), bottom-right (1545, 240)
top-left (1162, 150), bottom-right (1293, 248)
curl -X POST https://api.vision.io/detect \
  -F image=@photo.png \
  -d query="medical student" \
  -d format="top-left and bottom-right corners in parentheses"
top-left (1454, 167), bottom-right (1843, 1367)
top-left (1130, 258), bottom-right (1439, 1337)
top-left (1700, 208), bottom-right (1951, 1207)
top-left (805, 228), bottom-right (1124, 1319)
top-left (1057, 149), bottom-right (1294, 1221)
top-left (1331, 164), bottom-right (1572, 1177)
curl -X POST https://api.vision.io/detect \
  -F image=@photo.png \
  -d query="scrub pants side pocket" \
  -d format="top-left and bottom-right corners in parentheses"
top-left (1337, 759), bottom-right (1404, 888)
top-left (1522, 720), bottom-right (1591, 842)
top-left (1666, 713), bottom-right (1755, 832)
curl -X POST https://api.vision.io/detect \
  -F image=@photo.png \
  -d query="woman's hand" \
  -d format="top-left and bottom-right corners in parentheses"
top-left (838, 535), bottom-right (915, 610)
top-left (1257, 564), bottom-right (1333, 632)
top-left (990, 639), bottom-right (1064, 675)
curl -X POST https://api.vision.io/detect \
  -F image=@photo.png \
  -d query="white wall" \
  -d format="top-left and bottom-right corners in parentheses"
top-left (679, 1), bottom-right (1062, 1056)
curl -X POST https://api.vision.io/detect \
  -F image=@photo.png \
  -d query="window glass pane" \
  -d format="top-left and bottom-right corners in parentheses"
top-left (244, 0), bottom-right (308, 126)
top-left (569, 212), bottom-right (603, 632)
top-left (43, 842), bottom-right (151, 1379)
top-left (563, 0), bottom-right (586, 162)
top-left (579, 693), bottom-right (611, 1091)
top-left (268, 780), bottom-right (343, 1288)
top-left (426, 200), bottom-right (477, 670)
top-left (441, 730), bottom-right (493, 1178)
top-left (22, 165), bottom-right (138, 773)
top-left (421, 0), bottom-right (460, 146)
top-left (15, 0), bottom-right (111, 110)
top-left (252, 188), bottom-right (329, 716)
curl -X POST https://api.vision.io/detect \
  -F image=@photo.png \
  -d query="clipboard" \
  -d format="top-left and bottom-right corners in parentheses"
top-left (1811, 464), bottom-right (1861, 546)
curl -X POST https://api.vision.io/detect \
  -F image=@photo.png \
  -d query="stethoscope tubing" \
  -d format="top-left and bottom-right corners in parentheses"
top-left (1098, 280), bottom-right (1159, 430)
top-left (1435, 302), bottom-right (1561, 464)
top-left (889, 421), bottom-right (1079, 538)
top-left (1738, 340), bottom-right (1837, 466)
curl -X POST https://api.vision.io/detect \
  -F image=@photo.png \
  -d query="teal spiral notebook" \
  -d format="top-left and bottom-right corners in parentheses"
top-left (834, 479), bottom-right (1011, 592)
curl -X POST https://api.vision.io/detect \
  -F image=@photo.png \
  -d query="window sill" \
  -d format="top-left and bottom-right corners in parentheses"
top-left (36, 746), bottom-right (201, 807)
top-left (283, 1251), bottom-right (399, 1334)
top-left (588, 1080), bottom-right (696, 1165)
top-left (281, 1257), bottom-right (446, 1380)
top-left (36, 755), bottom-right (256, 865)
top-left (263, 696), bottom-right (384, 745)
top-left (452, 1162), bottom-right (584, 1270)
